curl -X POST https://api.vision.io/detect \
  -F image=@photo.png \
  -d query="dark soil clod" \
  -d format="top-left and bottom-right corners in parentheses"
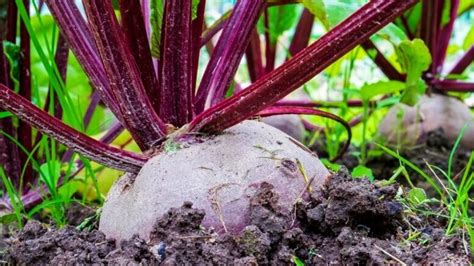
top-left (2, 168), bottom-right (471, 264)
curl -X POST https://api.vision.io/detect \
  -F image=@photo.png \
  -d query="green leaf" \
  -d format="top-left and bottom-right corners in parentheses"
top-left (0, 167), bottom-right (24, 227)
top-left (225, 81), bottom-right (235, 99)
top-left (112, 0), bottom-right (119, 10)
top-left (407, 187), bottom-right (427, 206)
top-left (150, 0), bottom-right (164, 58)
top-left (0, 213), bottom-right (18, 225)
top-left (0, 111), bottom-right (13, 118)
top-left (2, 41), bottom-right (21, 91)
top-left (164, 140), bottom-right (181, 153)
top-left (458, 0), bottom-right (473, 15)
top-left (39, 160), bottom-right (61, 193)
top-left (307, 1), bottom-right (406, 43)
top-left (440, 0), bottom-right (451, 26)
top-left (150, 0), bottom-right (199, 57)
top-left (406, 3), bottom-right (422, 34)
top-left (360, 81), bottom-right (405, 101)
top-left (258, 5), bottom-right (299, 44)
top-left (192, 0), bottom-right (200, 20)
top-left (58, 181), bottom-right (80, 200)
top-left (396, 39), bottom-right (431, 84)
top-left (321, 158), bottom-right (342, 172)
top-left (292, 256), bottom-right (305, 266)
top-left (323, 1), bottom-right (358, 27)
top-left (395, 39), bottom-right (431, 106)
top-left (400, 79), bottom-right (427, 106)
top-left (463, 26), bottom-right (474, 50)
top-left (374, 23), bottom-right (408, 45)
top-left (302, 0), bottom-right (329, 29)
top-left (351, 165), bottom-right (375, 182)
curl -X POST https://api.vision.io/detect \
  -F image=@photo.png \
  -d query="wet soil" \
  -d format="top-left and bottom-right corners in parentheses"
top-left (2, 168), bottom-right (470, 264)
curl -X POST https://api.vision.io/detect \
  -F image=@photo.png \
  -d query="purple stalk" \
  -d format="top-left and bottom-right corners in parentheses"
top-left (60, 91), bottom-right (103, 163)
top-left (263, 9), bottom-right (276, 73)
top-left (245, 29), bottom-right (264, 83)
top-left (288, 9), bottom-right (314, 57)
top-left (0, 55), bottom-right (21, 184)
top-left (431, 80), bottom-right (474, 92)
top-left (0, 109), bottom-right (21, 183)
top-left (192, 0), bottom-right (207, 91)
top-left (0, 84), bottom-right (146, 173)
top-left (189, 0), bottom-right (419, 133)
top-left (0, 0), bottom-right (21, 183)
top-left (61, 96), bottom-right (101, 164)
top-left (83, 0), bottom-right (167, 149)
top-left (435, 0), bottom-right (460, 73)
top-left (195, 0), bottom-right (266, 112)
top-left (449, 46), bottom-right (474, 75)
top-left (141, 0), bottom-right (152, 40)
top-left (420, 0), bottom-right (443, 75)
top-left (44, 0), bottom-right (122, 120)
top-left (200, 10), bottom-right (231, 47)
top-left (18, 0), bottom-right (33, 190)
top-left (81, 90), bottom-right (101, 130)
top-left (118, 0), bottom-right (161, 115)
top-left (361, 40), bottom-right (405, 81)
top-left (257, 106), bottom-right (351, 162)
top-left (6, 0), bottom-right (17, 42)
top-left (98, 122), bottom-right (125, 145)
top-left (302, 119), bottom-right (323, 132)
top-left (275, 99), bottom-right (370, 108)
top-left (159, 0), bottom-right (193, 126)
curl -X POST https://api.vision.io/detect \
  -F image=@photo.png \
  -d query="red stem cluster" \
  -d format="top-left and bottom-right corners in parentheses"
top-left (159, 0), bottom-right (193, 126)
top-left (0, 0), bottom-right (430, 208)
top-left (190, 0), bottom-right (419, 133)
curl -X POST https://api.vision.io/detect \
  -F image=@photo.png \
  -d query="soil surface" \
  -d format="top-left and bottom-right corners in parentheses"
top-left (1, 168), bottom-right (470, 264)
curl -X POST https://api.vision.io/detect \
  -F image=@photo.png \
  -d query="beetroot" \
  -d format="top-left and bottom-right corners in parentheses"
top-left (0, 0), bottom-right (418, 245)
top-left (379, 94), bottom-right (474, 149)
top-left (262, 115), bottom-right (305, 142)
top-left (99, 120), bottom-right (330, 241)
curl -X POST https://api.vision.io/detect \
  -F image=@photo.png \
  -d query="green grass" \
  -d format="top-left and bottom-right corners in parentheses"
top-left (0, 1), bottom-right (105, 227)
top-left (377, 127), bottom-right (473, 254)
top-left (0, 168), bottom-right (25, 228)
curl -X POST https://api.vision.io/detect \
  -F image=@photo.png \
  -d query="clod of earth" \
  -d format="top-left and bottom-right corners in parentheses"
top-left (6, 168), bottom-right (469, 264)
top-left (379, 93), bottom-right (474, 149)
top-left (262, 115), bottom-right (305, 142)
top-left (100, 120), bottom-right (330, 241)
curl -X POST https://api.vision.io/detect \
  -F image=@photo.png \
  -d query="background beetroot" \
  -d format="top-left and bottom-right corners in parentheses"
top-left (379, 94), bottom-right (474, 149)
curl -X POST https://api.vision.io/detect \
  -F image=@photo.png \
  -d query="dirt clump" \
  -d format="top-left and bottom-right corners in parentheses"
top-left (5, 221), bottom-right (157, 264)
top-left (3, 168), bottom-right (471, 264)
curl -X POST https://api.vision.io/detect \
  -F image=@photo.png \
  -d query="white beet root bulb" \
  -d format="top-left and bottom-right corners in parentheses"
top-left (379, 94), bottom-right (474, 149)
top-left (99, 120), bottom-right (331, 242)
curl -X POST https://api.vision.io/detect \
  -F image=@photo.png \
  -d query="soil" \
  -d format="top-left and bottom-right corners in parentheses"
top-left (1, 168), bottom-right (470, 264)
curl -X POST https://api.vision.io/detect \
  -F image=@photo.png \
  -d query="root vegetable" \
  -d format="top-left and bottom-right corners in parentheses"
top-left (99, 120), bottom-right (330, 241)
top-left (379, 94), bottom-right (474, 149)
top-left (262, 115), bottom-right (305, 142)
